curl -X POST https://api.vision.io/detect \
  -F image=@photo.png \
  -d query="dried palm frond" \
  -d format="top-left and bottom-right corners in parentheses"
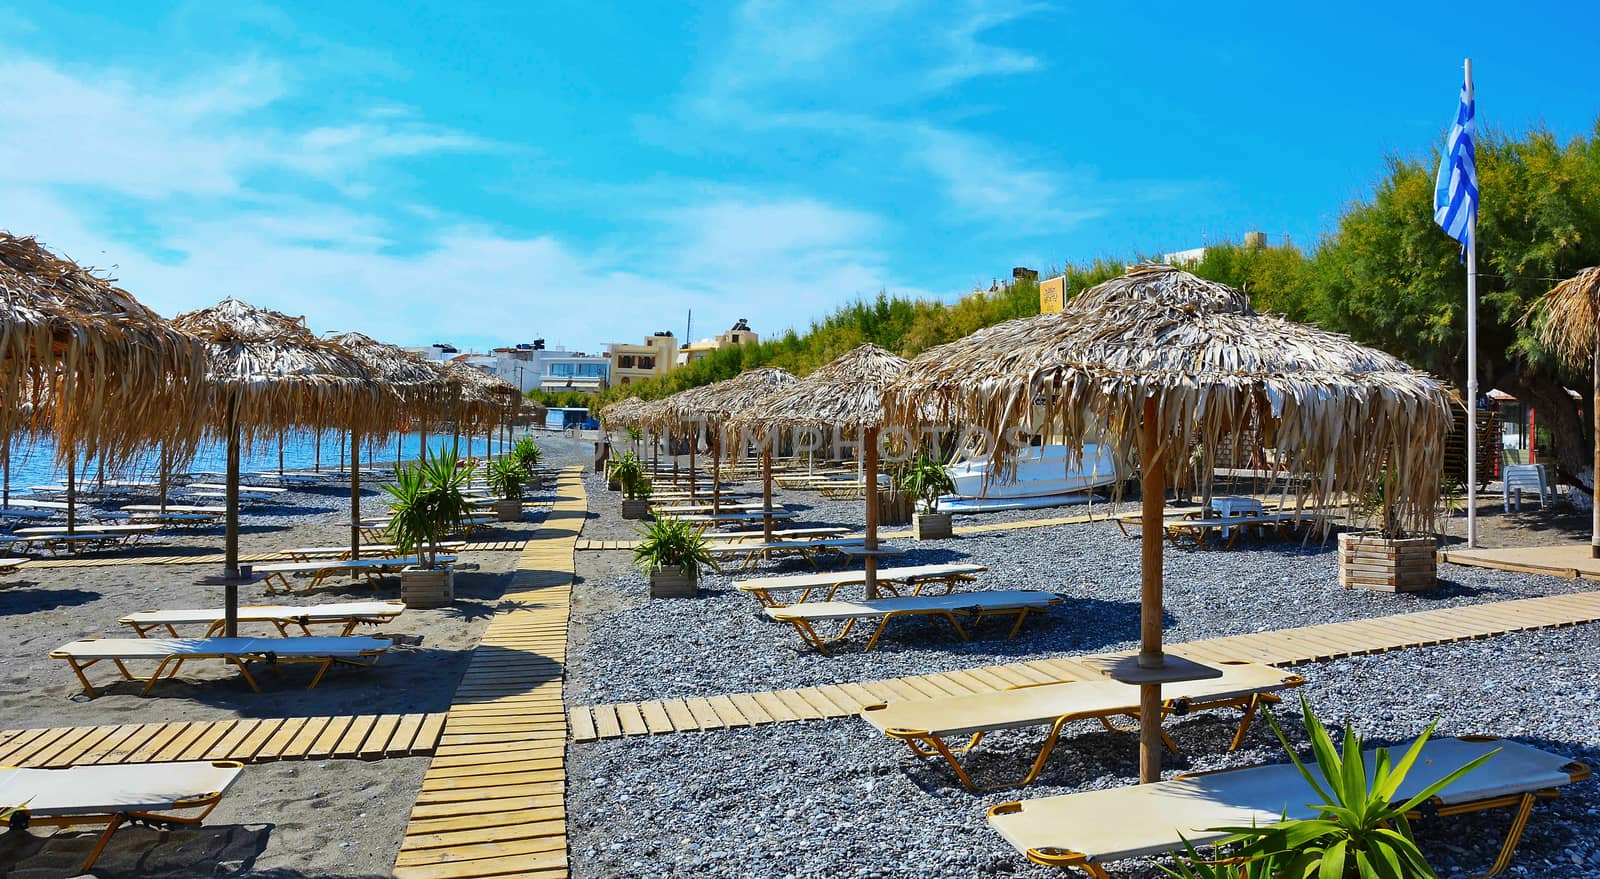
top-left (1532, 267), bottom-right (1600, 367)
top-left (0, 233), bottom-right (209, 467)
top-left (658, 367), bottom-right (798, 433)
top-left (884, 265), bottom-right (1452, 530)
top-left (328, 331), bottom-right (451, 425)
top-left (736, 346), bottom-right (903, 431)
top-left (172, 297), bottom-right (387, 442)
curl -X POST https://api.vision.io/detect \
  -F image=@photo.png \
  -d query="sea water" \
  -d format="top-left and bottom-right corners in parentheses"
top-left (0, 429), bottom-right (515, 496)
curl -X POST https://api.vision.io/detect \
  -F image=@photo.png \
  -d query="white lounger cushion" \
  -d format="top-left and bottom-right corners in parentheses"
top-left (740, 563), bottom-right (988, 596)
top-left (120, 600), bottom-right (403, 628)
top-left (769, 589), bottom-right (1055, 622)
top-left (0, 761), bottom-right (242, 816)
top-left (709, 538), bottom-right (865, 556)
top-left (53, 636), bottom-right (391, 660)
top-left (862, 661), bottom-right (1298, 737)
top-left (988, 737), bottom-right (1580, 864)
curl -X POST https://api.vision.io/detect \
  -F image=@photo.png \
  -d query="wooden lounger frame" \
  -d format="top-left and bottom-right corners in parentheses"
top-left (871, 672), bottom-right (1306, 791)
top-left (6, 760), bottom-right (243, 872)
top-left (53, 642), bottom-right (388, 697)
top-left (773, 596), bottom-right (1060, 654)
top-left (989, 737), bottom-right (1591, 878)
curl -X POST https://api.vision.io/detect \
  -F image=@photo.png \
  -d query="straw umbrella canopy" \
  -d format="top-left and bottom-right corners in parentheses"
top-left (327, 331), bottom-right (448, 560)
top-left (886, 265), bottom-right (1451, 782)
top-left (0, 235), bottom-right (209, 524)
top-left (736, 346), bottom-right (908, 586)
top-left (660, 368), bottom-right (797, 516)
top-left (173, 297), bottom-right (385, 636)
top-left (1531, 266), bottom-right (1600, 557)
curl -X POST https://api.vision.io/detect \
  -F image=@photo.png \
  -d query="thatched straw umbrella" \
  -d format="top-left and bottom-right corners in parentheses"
top-left (174, 298), bottom-right (384, 635)
top-left (886, 265), bottom-right (1450, 783)
top-left (663, 368), bottom-right (797, 518)
top-left (1532, 266), bottom-right (1600, 557)
top-left (0, 235), bottom-right (209, 526)
top-left (328, 332), bottom-right (445, 560)
top-left (738, 347), bottom-right (907, 589)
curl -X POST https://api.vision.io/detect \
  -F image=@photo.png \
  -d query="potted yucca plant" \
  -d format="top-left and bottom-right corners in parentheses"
top-left (633, 516), bottom-right (714, 598)
top-left (612, 453), bottom-right (653, 519)
top-left (900, 453), bottom-right (956, 539)
top-left (511, 438), bottom-right (543, 489)
top-left (1338, 469), bottom-right (1437, 592)
top-left (385, 449), bottom-right (474, 608)
top-left (486, 457), bottom-right (526, 522)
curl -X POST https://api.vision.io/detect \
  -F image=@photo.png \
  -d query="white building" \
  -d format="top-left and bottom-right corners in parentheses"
top-left (408, 340), bottom-right (609, 393)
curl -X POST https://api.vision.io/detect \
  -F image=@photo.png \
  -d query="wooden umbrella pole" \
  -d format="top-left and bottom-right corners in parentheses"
top-left (762, 445), bottom-right (774, 543)
top-left (65, 453), bottom-right (76, 535)
top-left (158, 444), bottom-right (169, 513)
top-left (712, 425), bottom-right (722, 515)
top-left (339, 430), bottom-right (346, 473)
top-left (672, 430), bottom-right (680, 486)
top-left (864, 425), bottom-right (881, 599)
top-left (689, 425), bottom-right (699, 502)
top-left (278, 433), bottom-right (285, 476)
top-left (2, 429), bottom-right (9, 508)
top-left (224, 392), bottom-right (242, 637)
top-left (350, 429), bottom-right (363, 563)
top-left (315, 430), bottom-right (321, 472)
top-left (1138, 396), bottom-right (1166, 784)
top-left (1592, 337), bottom-right (1598, 558)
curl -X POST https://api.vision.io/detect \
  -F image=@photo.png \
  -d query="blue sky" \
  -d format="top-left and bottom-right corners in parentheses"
top-left (2, 1), bottom-right (1596, 353)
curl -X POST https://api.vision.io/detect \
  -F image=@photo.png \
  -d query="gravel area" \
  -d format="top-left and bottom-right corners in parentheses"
top-left (568, 624), bottom-right (1600, 878)
top-left (567, 504), bottom-right (1588, 705)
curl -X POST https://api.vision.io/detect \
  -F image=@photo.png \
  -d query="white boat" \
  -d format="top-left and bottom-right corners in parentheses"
top-left (938, 443), bottom-right (1120, 513)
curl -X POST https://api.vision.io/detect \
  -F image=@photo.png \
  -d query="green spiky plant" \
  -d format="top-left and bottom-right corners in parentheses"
top-left (611, 452), bottom-right (652, 500)
top-left (898, 452), bottom-right (956, 513)
top-left (511, 438), bottom-right (542, 474)
top-left (632, 516), bottom-right (714, 579)
top-left (486, 456), bottom-right (525, 500)
top-left (1166, 698), bottom-right (1493, 879)
top-left (384, 449), bottom-right (476, 568)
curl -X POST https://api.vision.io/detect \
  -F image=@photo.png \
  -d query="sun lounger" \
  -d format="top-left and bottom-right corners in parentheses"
top-left (707, 526), bottom-right (850, 543)
top-left (120, 599), bottom-right (404, 637)
top-left (186, 482), bottom-right (289, 494)
top-left (0, 556), bottom-right (28, 574)
top-left (7, 526), bottom-right (163, 556)
top-left (0, 761), bottom-right (244, 871)
top-left (737, 562), bottom-right (988, 608)
top-left (1163, 512), bottom-right (1310, 549)
top-left (281, 541), bottom-right (466, 562)
top-left (767, 589), bottom-right (1060, 653)
top-left (51, 635), bottom-right (392, 696)
top-left (4, 498), bottom-right (70, 511)
top-left (126, 511), bottom-right (221, 528)
top-left (862, 659), bottom-right (1304, 789)
top-left (671, 510), bottom-right (797, 528)
top-left (0, 506), bottom-right (55, 521)
top-left (252, 555), bottom-right (458, 594)
top-left (986, 736), bottom-right (1590, 877)
top-left (122, 503), bottom-right (227, 514)
top-left (652, 501), bottom-right (766, 514)
top-left (707, 537), bottom-right (867, 572)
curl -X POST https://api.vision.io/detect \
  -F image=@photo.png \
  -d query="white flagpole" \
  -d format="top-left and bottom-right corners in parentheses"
top-left (1465, 57), bottom-right (1478, 548)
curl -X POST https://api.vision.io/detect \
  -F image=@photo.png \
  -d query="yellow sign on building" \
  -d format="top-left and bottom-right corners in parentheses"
top-left (1039, 276), bottom-right (1066, 314)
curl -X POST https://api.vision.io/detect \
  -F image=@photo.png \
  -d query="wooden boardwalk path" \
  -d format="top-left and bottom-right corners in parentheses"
top-left (0, 712), bottom-right (447, 766)
top-left (1439, 543), bottom-right (1600, 580)
top-left (22, 537), bottom-right (532, 569)
top-left (569, 590), bottom-right (1600, 741)
top-left (391, 466), bottom-right (585, 879)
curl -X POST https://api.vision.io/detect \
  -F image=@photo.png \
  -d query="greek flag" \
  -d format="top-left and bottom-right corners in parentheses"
top-left (1433, 76), bottom-right (1477, 252)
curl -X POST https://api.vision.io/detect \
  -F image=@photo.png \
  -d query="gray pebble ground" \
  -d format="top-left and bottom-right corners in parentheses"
top-left (568, 464), bottom-right (1600, 879)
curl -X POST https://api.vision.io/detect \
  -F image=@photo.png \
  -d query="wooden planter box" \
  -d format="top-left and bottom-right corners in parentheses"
top-left (1337, 533), bottom-right (1437, 592)
top-left (649, 565), bottom-right (696, 598)
top-left (493, 499), bottom-right (523, 522)
top-left (913, 511), bottom-right (953, 540)
top-left (621, 499), bottom-right (652, 520)
top-left (401, 566), bottom-right (455, 608)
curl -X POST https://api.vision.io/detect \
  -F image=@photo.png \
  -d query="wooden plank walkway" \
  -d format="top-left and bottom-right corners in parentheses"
top-left (22, 538), bottom-right (532, 568)
top-left (0, 712), bottom-right (447, 766)
top-left (569, 590), bottom-right (1600, 740)
top-left (391, 466), bottom-right (585, 879)
top-left (1439, 543), bottom-right (1600, 580)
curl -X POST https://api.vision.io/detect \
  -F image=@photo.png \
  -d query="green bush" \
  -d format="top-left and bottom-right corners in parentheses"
top-left (383, 449), bottom-right (475, 568)
top-left (898, 452), bottom-right (956, 513)
top-left (611, 452), bottom-right (652, 500)
top-left (486, 457), bottom-right (525, 500)
top-left (632, 516), bottom-right (713, 579)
